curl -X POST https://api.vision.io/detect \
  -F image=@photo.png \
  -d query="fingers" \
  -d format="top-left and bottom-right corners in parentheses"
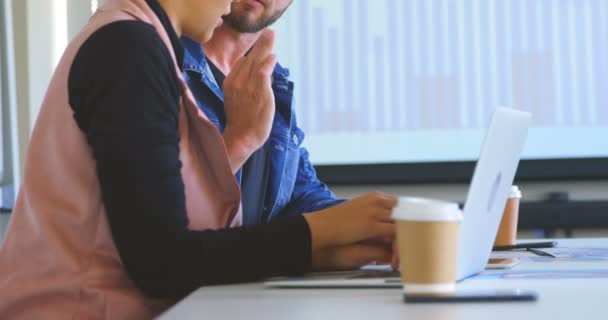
top-left (223, 56), bottom-right (247, 91)
top-left (249, 29), bottom-right (275, 67)
top-left (373, 207), bottom-right (395, 223)
top-left (251, 34), bottom-right (276, 88)
top-left (335, 244), bottom-right (393, 270)
top-left (347, 192), bottom-right (397, 221)
top-left (366, 193), bottom-right (398, 222)
top-left (257, 54), bottom-right (277, 84)
top-left (226, 31), bottom-right (275, 95)
top-left (355, 192), bottom-right (398, 210)
top-left (312, 243), bottom-right (393, 271)
top-left (241, 29), bottom-right (275, 82)
top-left (368, 192), bottom-right (398, 209)
top-left (218, 30), bottom-right (277, 169)
top-left (391, 242), bottom-right (400, 270)
top-left (361, 236), bottom-right (394, 246)
top-left (353, 222), bottom-right (395, 247)
top-left (371, 222), bottom-right (396, 240)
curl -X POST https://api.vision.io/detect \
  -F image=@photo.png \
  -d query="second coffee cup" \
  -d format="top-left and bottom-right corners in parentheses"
top-left (392, 197), bottom-right (463, 296)
top-left (494, 186), bottom-right (522, 246)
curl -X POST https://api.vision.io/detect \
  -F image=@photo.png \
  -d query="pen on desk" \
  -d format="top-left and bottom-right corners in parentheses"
top-left (527, 248), bottom-right (557, 258)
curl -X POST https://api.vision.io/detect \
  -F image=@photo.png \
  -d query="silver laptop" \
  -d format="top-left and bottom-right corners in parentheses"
top-left (265, 107), bottom-right (532, 288)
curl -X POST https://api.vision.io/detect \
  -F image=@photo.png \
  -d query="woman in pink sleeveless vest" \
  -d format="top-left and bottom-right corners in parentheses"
top-left (0, 0), bottom-right (397, 318)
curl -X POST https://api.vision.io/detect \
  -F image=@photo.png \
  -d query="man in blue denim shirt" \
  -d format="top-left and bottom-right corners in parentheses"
top-left (181, 0), bottom-right (343, 225)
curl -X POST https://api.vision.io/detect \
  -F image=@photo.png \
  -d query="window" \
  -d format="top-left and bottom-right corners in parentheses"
top-left (0, 0), bottom-right (19, 211)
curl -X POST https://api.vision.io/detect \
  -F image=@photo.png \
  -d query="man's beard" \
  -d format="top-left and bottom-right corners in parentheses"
top-left (222, 7), bottom-right (289, 33)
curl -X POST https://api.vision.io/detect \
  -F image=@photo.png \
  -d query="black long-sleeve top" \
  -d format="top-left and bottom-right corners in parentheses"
top-left (66, 0), bottom-right (312, 300)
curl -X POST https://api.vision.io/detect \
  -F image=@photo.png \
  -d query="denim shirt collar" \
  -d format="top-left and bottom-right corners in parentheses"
top-left (180, 36), bottom-right (291, 90)
top-left (272, 62), bottom-right (290, 79)
top-left (181, 36), bottom-right (206, 73)
top-left (181, 36), bottom-right (224, 100)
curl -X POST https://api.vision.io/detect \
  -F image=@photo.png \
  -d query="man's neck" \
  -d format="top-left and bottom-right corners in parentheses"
top-left (203, 25), bottom-right (262, 75)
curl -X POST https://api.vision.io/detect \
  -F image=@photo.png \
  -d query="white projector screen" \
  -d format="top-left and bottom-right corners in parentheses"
top-left (272, 0), bottom-right (608, 166)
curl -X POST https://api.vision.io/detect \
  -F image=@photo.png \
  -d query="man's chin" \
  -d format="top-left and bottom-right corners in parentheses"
top-left (223, 16), bottom-right (266, 33)
top-left (215, 17), bottom-right (225, 29)
top-left (226, 10), bottom-right (262, 22)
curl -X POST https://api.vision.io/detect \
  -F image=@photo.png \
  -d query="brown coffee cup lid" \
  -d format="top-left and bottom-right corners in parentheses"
top-left (391, 197), bottom-right (463, 222)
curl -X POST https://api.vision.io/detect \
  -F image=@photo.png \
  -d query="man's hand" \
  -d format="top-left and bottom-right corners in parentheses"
top-left (222, 30), bottom-right (278, 173)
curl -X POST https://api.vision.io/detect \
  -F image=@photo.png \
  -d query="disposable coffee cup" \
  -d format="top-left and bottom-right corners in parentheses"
top-left (392, 197), bottom-right (463, 296)
top-left (494, 186), bottom-right (522, 246)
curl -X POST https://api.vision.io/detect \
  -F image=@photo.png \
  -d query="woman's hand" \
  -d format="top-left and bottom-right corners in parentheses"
top-left (311, 242), bottom-right (393, 271)
top-left (391, 241), bottom-right (400, 270)
top-left (304, 192), bottom-right (399, 270)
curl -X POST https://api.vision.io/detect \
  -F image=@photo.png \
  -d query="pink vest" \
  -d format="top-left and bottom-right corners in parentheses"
top-left (0, 0), bottom-right (242, 318)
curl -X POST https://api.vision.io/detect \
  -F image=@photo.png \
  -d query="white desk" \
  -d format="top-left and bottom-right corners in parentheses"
top-left (158, 239), bottom-right (608, 320)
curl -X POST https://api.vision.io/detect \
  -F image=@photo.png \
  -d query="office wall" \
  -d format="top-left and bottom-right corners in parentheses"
top-left (11, 0), bottom-right (90, 183)
top-left (331, 180), bottom-right (608, 238)
top-left (12, 0), bottom-right (28, 179)
top-left (7, 0), bottom-right (608, 209)
top-left (0, 5), bottom-right (4, 186)
top-left (66, 0), bottom-right (91, 40)
top-left (331, 181), bottom-right (608, 203)
top-left (1, 0), bottom-right (19, 208)
top-left (13, 0), bottom-right (67, 176)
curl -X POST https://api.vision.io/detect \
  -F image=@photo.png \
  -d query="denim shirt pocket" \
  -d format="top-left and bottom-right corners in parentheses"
top-left (267, 125), bottom-right (304, 218)
top-left (287, 126), bottom-right (304, 150)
